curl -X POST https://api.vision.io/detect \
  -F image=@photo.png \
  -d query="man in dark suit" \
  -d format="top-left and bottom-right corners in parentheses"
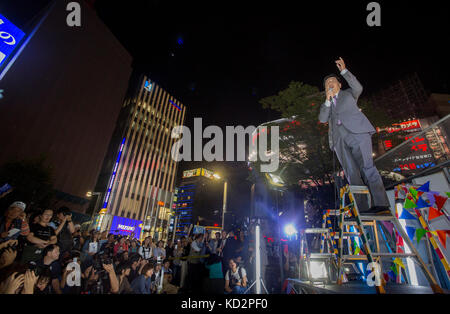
top-left (319, 57), bottom-right (390, 214)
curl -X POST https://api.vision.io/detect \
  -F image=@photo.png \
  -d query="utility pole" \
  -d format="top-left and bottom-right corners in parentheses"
top-left (221, 180), bottom-right (228, 230)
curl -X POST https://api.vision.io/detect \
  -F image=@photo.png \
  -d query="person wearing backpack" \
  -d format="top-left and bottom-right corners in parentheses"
top-left (138, 236), bottom-right (154, 260)
top-left (224, 258), bottom-right (247, 294)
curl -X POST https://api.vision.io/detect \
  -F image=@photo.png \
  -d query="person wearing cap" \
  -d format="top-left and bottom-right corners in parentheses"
top-left (0, 201), bottom-right (30, 243)
top-left (319, 57), bottom-right (390, 214)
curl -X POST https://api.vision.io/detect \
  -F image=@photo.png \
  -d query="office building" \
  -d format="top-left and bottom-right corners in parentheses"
top-left (94, 74), bottom-right (186, 241)
top-left (0, 0), bottom-right (132, 213)
top-left (173, 168), bottom-right (224, 238)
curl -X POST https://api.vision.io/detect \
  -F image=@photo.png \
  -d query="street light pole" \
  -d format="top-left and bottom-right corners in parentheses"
top-left (87, 192), bottom-right (102, 219)
top-left (222, 180), bottom-right (228, 230)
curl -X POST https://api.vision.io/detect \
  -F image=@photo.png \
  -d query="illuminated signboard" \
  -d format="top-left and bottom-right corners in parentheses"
top-left (144, 80), bottom-right (152, 92)
top-left (110, 216), bottom-right (143, 239)
top-left (377, 119), bottom-right (421, 134)
top-left (183, 168), bottom-right (201, 178)
top-left (0, 13), bottom-right (26, 68)
top-left (183, 168), bottom-right (216, 179)
top-left (202, 168), bottom-right (214, 179)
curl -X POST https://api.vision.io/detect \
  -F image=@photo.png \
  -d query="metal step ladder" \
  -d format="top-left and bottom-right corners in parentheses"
top-left (335, 185), bottom-right (444, 294)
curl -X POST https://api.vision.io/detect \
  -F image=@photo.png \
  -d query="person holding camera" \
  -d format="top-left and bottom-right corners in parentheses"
top-left (0, 239), bottom-right (19, 270)
top-left (50, 207), bottom-right (75, 258)
top-left (0, 202), bottom-right (30, 244)
top-left (127, 253), bottom-right (144, 283)
top-left (21, 209), bottom-right (57, 264)
top-left (130, 262), bottom-right (154, 294)
top-left (0, 266), bottom-right (39, 294)
top-left (115, 261), bottom-right (133, 294)
top-left (224, 258), bottom-right (247, 294)
top-left (81, 253), bottom-right (119, 294)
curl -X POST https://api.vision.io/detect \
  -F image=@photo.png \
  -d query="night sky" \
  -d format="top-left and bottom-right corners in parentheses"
top-left (92, 0), bottom-right (449, 217)
top-left (2, 0), bottom-right (449, 218)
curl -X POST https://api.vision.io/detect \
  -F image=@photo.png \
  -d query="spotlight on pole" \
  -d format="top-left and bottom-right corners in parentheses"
top-left (283, 224), bottom-right (297, 237)
top-left (265, 173), bottom-right (285, 187)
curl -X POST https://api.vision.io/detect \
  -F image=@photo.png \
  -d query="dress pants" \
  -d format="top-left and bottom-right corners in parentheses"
top-left (333, 125), bottom-right (390, 212)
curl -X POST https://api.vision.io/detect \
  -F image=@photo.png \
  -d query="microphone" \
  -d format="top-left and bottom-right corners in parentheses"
top-left (328, 88), bottom-right (333, 103)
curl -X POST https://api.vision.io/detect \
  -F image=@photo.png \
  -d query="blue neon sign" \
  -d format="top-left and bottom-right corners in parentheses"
top-left (103, 137), bottom-right (126, 208)
top-left (144, 80), bottom-right (152, 92)
top-left (169, 99), bottom-right (182, 111)
top-left (0, 13), bottom-right (26, 68)
top-left (110, 216), bottom-right (143, 239)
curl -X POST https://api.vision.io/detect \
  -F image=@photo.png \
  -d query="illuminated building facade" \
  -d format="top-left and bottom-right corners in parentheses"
top-left (94, 73), bottom-right (186, 241)
top-left (173, 168), bottom-right (223, 238)
top-left (369, 73), bottom-right (433, 120)
top-left (0, 1), bottom-right (132, 213)
top-left (373, 117), bottom-right (449, 174)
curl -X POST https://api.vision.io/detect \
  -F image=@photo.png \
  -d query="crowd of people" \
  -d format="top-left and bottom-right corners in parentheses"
top-left (0, 201), bottom-right (256, 294)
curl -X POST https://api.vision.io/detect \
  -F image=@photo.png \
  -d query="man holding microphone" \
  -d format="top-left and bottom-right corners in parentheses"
top-left (319, 57), bottom-right (390, 214)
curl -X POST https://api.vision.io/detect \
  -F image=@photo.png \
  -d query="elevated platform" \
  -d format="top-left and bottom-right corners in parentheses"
top-left (285, 279), bottom-right (450, 294)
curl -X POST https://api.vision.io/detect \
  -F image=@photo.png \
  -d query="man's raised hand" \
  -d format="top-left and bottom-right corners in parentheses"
top-left (335, 57), bottom-right (346, 72)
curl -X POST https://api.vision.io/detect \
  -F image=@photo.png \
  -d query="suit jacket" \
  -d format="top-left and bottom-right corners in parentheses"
top-left (318, 70), bottom-right (375, 149)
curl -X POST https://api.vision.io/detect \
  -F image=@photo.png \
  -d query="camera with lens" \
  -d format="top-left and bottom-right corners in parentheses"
top-left (92, 253), bottom-right (112, 272)
top-left (28, 261), bottom-right (44, 277)
top-left (0, 242), bottom-right (18, 255)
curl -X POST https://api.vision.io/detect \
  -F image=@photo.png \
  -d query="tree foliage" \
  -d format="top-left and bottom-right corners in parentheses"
top-left (0, 157), bottom-right (55, 212)
top-left (257, 81), bottom-right (393, 221)
top-left (259, 81), bottom-right (393, 187)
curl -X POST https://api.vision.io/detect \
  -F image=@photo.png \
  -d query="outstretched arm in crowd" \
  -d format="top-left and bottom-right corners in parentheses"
top-left (0, 272), bottom-right (24, 294)
top-left (138, 259), bottom-right (148, 275)
top-left (54, 215), bottom-right (67, 235)
top-left (21, 270), bottom-right (38, 294)
top-left (103, 263), bottom-right (119, 294)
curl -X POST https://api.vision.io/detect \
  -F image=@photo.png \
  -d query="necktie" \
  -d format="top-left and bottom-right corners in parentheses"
top-left (333, 95), bottom-right (342, 125)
